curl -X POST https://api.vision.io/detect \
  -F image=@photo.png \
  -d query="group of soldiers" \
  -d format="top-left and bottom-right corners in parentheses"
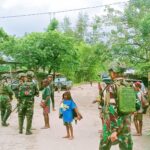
top-left (0, 71), bottom-right (39, 135)
top-left (0, 72), bottom-right (55, 135)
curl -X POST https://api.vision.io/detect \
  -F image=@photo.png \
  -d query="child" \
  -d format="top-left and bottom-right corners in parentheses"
top-left (60, 91), bottom-right (81, 140)
top-left (40, 79), bottom-right (51, 129)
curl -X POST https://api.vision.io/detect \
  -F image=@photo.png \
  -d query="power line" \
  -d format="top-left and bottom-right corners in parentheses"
top-left (0, 1), bottom-right (129, 19)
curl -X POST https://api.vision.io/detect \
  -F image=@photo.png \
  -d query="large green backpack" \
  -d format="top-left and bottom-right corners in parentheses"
top-left (117, 85), bottom-right (136, 114)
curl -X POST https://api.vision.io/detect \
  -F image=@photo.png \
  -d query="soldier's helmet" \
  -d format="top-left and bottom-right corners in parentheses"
top-left (26, 71), bottom-right (34, 78)
top-left (18, 73), bottom-right (26, 79)
top-left (1, 74), bottom-right (11, 80)
top-left (109, 62), bottom-right (126, 73)
top-left (48, 74), bottom-right (53, 78)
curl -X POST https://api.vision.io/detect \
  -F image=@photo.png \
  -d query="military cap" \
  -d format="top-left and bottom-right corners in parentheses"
top-left (48, 74), bottom-right (53, 78)
top-left (1, 74), bottom-right (11, 79)
top-left (109, 62), bottom-right (126, 73)
top-left (26, 71), bottom-right (34, 78)
top-left (18, 73), bottom-right (26, 79)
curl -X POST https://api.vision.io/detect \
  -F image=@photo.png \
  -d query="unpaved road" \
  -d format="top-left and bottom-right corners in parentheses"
top-left (0, 83), bottom-right (150, 150)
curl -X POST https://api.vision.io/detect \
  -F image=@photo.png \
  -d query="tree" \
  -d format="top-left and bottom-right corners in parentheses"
top-left (39, 30), bottom-right (78, 76)
top-left (101, 0), bottom-right (150, 75)
top-left (88, 16), bottom-right (102, 44)
top-left (75, 13), bottom-right (89, 41)
top-left (47, 18), bottom-right (59, 32)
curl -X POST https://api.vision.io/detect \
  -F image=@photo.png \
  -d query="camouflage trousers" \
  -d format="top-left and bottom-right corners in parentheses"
top-left (99, 115), bottom-right (133, 150)
top-left (18, 98), bottom-right (34, 133)
top-left (99, 134), bottom-right (133, 150)
top-left (0, 95), bottom-right (12, 125)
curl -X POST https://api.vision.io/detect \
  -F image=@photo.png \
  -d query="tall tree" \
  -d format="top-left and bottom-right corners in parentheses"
top-left (47, 18), bottom-right (59, 32)
top-left (75, 13), bottom-right (89, 41)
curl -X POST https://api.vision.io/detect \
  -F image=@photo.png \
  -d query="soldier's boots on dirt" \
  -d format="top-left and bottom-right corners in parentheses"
top-left (19, 115), bottom-right (32, 135)
top-left (26, 130), bottom-right (32, 135)
top-left (1, 108), bottom-right (11, 127)
top-left (19, 116), bottom-right (25, 134)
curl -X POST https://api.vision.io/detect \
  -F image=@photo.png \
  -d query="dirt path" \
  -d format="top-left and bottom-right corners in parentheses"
top-left (0, 83), bottom-right (150, 150)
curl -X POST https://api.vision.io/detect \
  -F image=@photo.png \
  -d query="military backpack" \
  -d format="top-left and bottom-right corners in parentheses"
top-left (117, 85), bottom-right (136, 114)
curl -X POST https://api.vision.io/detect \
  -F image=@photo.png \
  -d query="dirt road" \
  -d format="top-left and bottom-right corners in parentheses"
top-left (0, 83), bottom-right (150, 150)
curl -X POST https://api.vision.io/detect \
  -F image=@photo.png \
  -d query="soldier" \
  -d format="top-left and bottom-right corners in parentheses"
top-left (12, 73), bottom-right (26, 103)
top-left (0, 74), bottom-right (13, 126)
top-left (18, 71), bottom-right (39, 135)
top-left (26, 71), bottom-right (39, 129)
top-left (47, 75), bottom-right (56, 111)
top-left (99, 63), bottom-right (133, 150)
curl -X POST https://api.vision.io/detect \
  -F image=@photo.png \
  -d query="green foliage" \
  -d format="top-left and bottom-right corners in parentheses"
top-left (102, 0), bottom-right (150, 76)
top-left (0, 65), bottom-right (10, 72)
top-left (47, 18), bottom-right (59, 31)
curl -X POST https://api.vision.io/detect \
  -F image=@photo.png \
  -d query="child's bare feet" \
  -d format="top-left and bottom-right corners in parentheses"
top-left (41, 126), bottom-right (50, 129)
top-left (63, 135), bottom-right (70, 138)
top-left (133, 133), bottom-right (140, 136)
top-left (69, 136), bottom-right (74, 140)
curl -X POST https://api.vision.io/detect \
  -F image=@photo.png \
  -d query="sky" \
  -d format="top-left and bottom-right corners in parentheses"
top-left (0, 0), bottom-right (128, 36)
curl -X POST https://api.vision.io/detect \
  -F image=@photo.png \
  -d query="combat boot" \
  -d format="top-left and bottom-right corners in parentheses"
top-left (2, 109), bottom-right (11, 126)
top-left (19, 116), bottom-right (24, 134)
top-left (26, 116), bottom-right (32, 135)
top-left (26, 130), bottom-right (32, 135)
top-left (2, 122), bottom-right (9, 127)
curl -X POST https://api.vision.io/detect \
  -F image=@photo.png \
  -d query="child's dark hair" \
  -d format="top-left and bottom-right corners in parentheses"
top-left (42, 79), bottom-right (49, 86)
top-left (62, 91), bottom-right (72, 100)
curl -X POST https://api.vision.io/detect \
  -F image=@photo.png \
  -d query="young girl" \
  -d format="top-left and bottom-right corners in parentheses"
top-left (60, 91), bottom-right (81, 140)
top-left (40, 79), bottom-right (51, 129)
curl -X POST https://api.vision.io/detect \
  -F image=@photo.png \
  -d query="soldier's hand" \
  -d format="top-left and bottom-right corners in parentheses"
top-left (110, 131), bottom-right (118, 142)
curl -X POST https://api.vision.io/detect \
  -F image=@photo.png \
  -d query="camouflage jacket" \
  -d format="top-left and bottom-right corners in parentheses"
top-left (18, 81), bottom-right (39, 99)
top-left (0, 81), bottom-right (13, 99)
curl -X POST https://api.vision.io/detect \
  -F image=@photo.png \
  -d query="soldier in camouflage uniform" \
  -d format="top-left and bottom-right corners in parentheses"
top-left (99, 64), bottom-right (133, 150)
top-left (27, 71), bottom-right (39, 130)
top-left (18, 71), bottom-right (39, 135)
top-left (12, 73), bottom-right (26, 104)
top-left (0, 74), bottom-right (13, 126)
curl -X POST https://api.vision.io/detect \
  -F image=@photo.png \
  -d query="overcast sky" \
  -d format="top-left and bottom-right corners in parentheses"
top-left (0, 0), bottom-right (128, 36)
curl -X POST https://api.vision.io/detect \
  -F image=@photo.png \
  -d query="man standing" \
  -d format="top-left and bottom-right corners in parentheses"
top-left (18, 71), bottom-right (39, 135)
top-left (48, 75), bottom-right (56, 111)
top-left (26, 71), bottom-right (39, 130)
top-left (99, 63), bottom-right (133, 150)
top-left (0, 74), bottom-right (13, 126)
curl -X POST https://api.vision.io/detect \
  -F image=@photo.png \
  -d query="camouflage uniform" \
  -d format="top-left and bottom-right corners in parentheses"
top-left (0, 74), bottom-right (13, 126)
top-left (99, 65), bottom-right (133, 150)
top-left (18, 71), bottom-right (39, 135)
top-left (27, 71), bottom-right (39, 129)
top-left (11, 73), bottom-right (26, 104)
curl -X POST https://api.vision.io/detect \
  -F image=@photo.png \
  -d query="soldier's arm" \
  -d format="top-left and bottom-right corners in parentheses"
top-left (5, 84), bottom-right (13, 100)
top-left (109, 84), bottom-right (119, 133)
top-left (34, 83), bottom-right (39, 97)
